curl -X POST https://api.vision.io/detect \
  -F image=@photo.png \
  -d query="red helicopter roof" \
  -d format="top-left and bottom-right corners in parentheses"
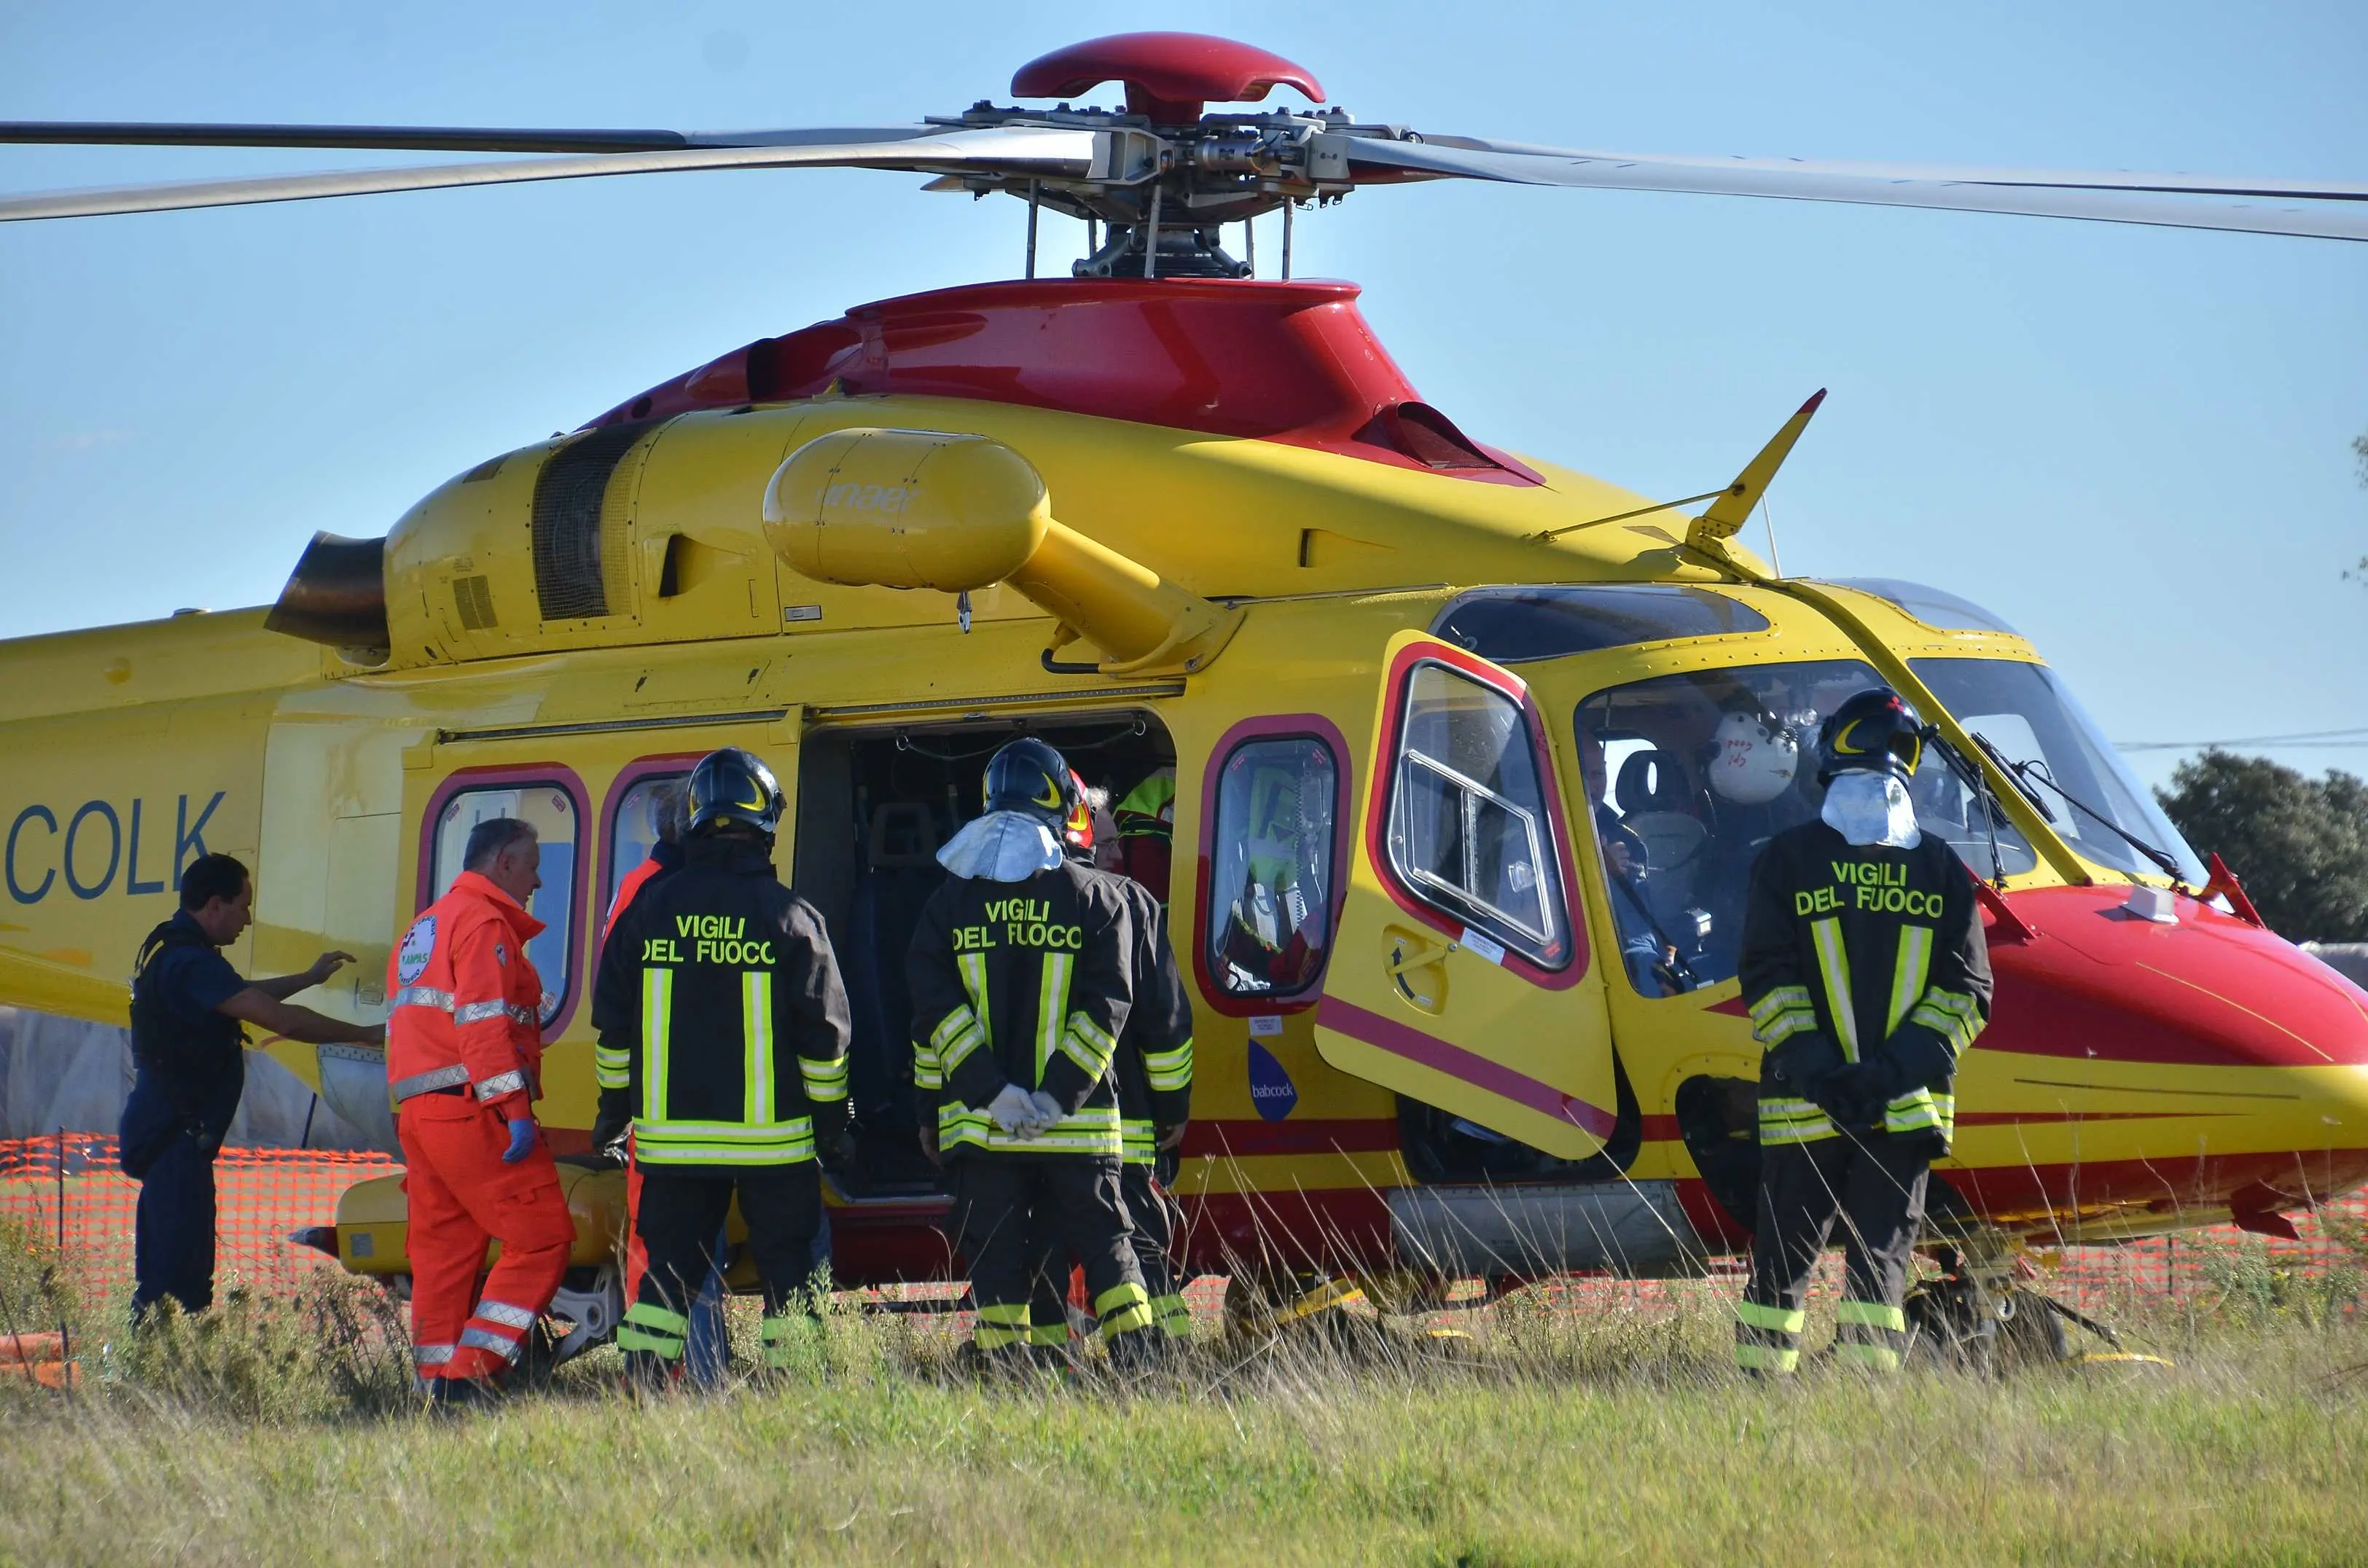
top-left (587, 278), bottom-right (1539, 485)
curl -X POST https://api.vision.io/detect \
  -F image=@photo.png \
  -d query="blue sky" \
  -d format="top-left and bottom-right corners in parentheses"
top-left (1, 1), bottom-right (2361, 789)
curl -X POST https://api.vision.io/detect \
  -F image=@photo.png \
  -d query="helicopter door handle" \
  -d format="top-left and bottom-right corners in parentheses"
top-left (1383, 926), bottom-right (1452, 1014)
top-left (1384, 932), bottom-right (1451, 978)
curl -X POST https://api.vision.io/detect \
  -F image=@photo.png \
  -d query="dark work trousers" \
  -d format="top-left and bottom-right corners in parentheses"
top-left (1025, 1162), bottom-right (1185, 1342)
top-left (634, 1164), bottom-right (821, 1318)
top-left (1738, 1132), bottom-right (1931, 1374)
top-left (953, 1156), bottom-right (1150, 1353)
top-left (132, 1130), bottom-right (218, 1317)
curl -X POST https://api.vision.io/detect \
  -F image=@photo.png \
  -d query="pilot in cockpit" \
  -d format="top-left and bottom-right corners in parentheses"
top-left (1579, 726), bottom-right (1686, 996)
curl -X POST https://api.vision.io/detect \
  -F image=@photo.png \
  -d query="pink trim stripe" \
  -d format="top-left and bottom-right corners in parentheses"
top-left (1315, 994), bottom-right (1617, 1139)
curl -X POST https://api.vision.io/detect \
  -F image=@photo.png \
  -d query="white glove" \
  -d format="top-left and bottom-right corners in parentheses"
top-left (1027, 1090), bottom-right (1066, 1136)
top-left (988, 1083), bottom-right (1042, 1140)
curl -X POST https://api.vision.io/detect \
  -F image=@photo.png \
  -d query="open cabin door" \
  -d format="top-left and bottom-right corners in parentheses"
top-left (1311, 631), bottom-right (1617, 1160)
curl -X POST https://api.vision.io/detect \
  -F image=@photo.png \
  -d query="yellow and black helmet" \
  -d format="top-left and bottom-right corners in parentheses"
top-left (982, 736), bottom-right (1076, 830)
top-left (1816, 688), bottom-right (1925, 785)
top-left (686, 746), bottom-right (786, 838)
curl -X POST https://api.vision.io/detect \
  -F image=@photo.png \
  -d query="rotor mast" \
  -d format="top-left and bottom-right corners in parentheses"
top-left (934, 33), bottom-right (1365, 280)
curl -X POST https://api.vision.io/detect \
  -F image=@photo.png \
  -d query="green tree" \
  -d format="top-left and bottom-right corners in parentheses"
top-left (2157, 751), bottom-right (2368, 941)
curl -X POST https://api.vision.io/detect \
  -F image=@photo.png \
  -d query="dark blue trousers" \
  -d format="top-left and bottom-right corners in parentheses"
top-left (132, 1131), bottom-right (218, 1316)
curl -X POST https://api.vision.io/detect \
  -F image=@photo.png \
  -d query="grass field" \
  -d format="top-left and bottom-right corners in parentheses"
top-left (2, 1227), bottom-right (2365, 1566)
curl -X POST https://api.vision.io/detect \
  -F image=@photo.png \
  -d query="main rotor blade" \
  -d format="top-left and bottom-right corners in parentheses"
top-left (1345, 138), bottom-right (2368, 242)
top-left (0, 122), bottom-right (943, 154)
top-left (0, 128), bottom-right (1097, 222)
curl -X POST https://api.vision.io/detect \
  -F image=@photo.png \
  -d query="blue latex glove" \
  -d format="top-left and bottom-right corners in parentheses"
top-left (501, 1115), bottom-right (539, 1164)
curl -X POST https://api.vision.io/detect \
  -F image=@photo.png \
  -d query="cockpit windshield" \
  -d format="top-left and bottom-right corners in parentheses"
top-left (1574, 655), bottom-right (2203, 998)
top-left (1575, 658), bottom-right (2038, 997)
top-left (1910, 658), bottom-right (2207, 887)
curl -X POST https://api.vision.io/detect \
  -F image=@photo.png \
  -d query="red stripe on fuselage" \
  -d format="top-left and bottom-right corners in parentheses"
top-left (1178, 1119), bottom-right (1402, 1159)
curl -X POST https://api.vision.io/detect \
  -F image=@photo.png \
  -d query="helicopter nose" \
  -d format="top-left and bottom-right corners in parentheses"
top-left (1972, 885), bottom-right (2368, 1230)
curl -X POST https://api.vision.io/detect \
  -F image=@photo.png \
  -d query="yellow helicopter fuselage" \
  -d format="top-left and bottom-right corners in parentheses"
top-left (3, 278), bottom-right (2361, 1290)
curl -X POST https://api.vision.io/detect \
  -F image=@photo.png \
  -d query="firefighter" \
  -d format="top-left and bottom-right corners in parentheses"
top-left (1112, 765), bottom-right (1176, 895)
top-left (386, 818), bottom-right (574, 1402)
top-left (1026, 775), bottom-right (1196, 1352)
top-left (593, 747), bottom-right (853, 1383)
top-left (908, 737), bottom-right (1153, 1368)
top-left (592, 780), bottom-right (687, 1315)
top-left (123, 852), bottom-right (383, 1318)
top-left (1735, 688), bottom-right (1993, 1375)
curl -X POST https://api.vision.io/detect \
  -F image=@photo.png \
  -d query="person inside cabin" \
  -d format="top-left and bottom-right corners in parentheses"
top-left (1211, 752), bottom-right (1329, 995)
top-left (123, 852), bottom-right (385, 1319)
top-left (1578, 727), bottom-right (1684, 996)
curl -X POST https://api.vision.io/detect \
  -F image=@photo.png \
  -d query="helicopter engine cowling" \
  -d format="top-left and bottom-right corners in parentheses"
top-left (762, 426), bottom-right (1242, 675)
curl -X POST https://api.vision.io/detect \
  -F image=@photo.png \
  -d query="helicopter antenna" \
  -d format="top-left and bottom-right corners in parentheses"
top-left (1529, 490), bottom-right (1729, 543)
top-left (1759, 495), bottom-right (1786, 577)
top-left (1282, 197), bottom-right (1294, 281)
top-left (1684, 389), bottom-right (1825, 555)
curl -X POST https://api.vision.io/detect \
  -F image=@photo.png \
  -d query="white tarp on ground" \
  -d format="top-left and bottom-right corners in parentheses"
top-left (0, 1006), bottom-right (371, 1150)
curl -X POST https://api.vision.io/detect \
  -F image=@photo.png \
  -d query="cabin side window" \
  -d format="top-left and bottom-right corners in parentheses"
top-left (604, 771), bottom-right (690, 926)
top-left (1205, 736), bottom-right (1340, 998)
top-left (1384, 662), bottom-right (1570, 968)
top-left (430, 782), bottom-right (580, 1022)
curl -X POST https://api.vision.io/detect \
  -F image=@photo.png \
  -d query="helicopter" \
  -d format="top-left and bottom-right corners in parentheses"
top-left (4, 31), bottom-right (2366, 1357)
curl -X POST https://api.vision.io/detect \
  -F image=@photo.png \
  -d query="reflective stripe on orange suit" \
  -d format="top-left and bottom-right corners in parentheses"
top-left (605, 858), bottom-right (665, 1306)
top-left (398, 1093), bottom-right (575, 1379)
top-left (386, 870), bottom-right (550, 1113)
top-left (386, 871), bottom-right (571, 1380)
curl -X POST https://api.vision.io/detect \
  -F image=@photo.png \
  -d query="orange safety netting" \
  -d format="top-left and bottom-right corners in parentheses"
top-left (0, 1131), bottom-right (2361, 1312)
top-left (0, 1134), bottom-right (399, 1306)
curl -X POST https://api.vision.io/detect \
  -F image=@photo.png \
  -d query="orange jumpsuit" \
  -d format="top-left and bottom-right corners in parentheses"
top-left (602, 847), bottom-right (675, 1308)
top-left (386, 871), bottom-right (576, 1384)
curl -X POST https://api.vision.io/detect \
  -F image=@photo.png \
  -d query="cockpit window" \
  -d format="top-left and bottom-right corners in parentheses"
top-left (1431, 585), bottom-right (1769, 665)
top-left (1826, 579), bottom-right (2018, 635)
top-left (1386, 661), bottom-right (1571, 967)
top-left (1574, 659), bottom-right (2037, 997)
top-left (1911, 658), bottom-right (2207, 886)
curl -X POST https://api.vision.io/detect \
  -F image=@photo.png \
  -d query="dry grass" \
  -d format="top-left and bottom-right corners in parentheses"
top-left (1, 1226), bottom-right (2364, 1567)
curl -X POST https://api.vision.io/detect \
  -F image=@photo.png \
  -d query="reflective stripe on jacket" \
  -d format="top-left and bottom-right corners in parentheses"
top-left (385, 871), bottom-right (549, 1116)
top-left (592, 836), bottom-right (852, 1169)
top-left (907, 858), bottom-right (1136, 1159)
top-left (1738, 820), bottom-right (1992, 1150)
top-left (1112, 880), bottom-right (1192, 1167)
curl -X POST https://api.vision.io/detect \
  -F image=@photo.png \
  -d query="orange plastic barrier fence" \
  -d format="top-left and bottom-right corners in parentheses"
top-left (0, 1134), bottom-right (400, 1307)
top-left (0, 1132), bottom-right (2361, 1315)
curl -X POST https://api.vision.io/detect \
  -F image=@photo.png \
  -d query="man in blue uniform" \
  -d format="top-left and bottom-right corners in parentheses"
top-left (124, 852), bottom-right (385, 1317)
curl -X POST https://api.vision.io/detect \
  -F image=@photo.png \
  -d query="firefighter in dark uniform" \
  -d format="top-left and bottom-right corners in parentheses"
top-left (1735, 688), bottom-right (1992, 1374)
top-left (1027, 777), bottom-right (1196, 1351)
top-left (593, 747), bottom-right (854, 1381)
top-left (908, 737), bottom-right (1154, 1367)
top-left (124, 852), bottom-right (383, 1317)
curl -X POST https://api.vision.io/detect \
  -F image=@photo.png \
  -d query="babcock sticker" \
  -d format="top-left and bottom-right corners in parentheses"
top-left (396, 917), bottom-right (437, 985)
top-left (1248, 1040), bottom-right (1297, 1122)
